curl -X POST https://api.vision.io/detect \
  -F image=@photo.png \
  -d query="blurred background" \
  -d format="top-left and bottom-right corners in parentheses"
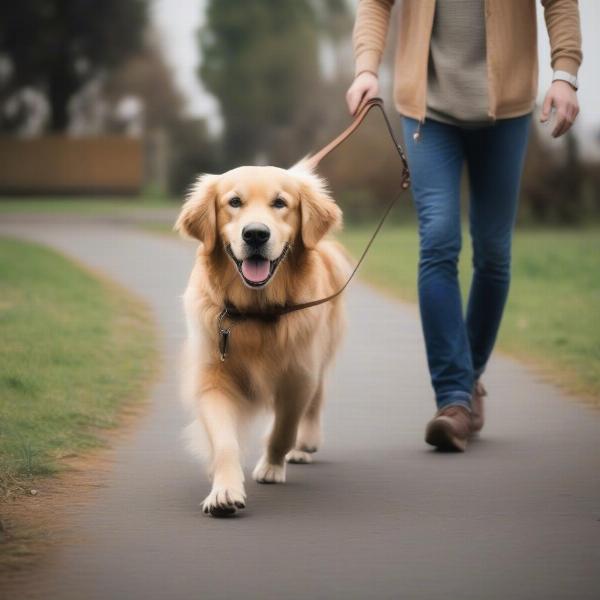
top-left (0, 0), bottom-right (598, 224)
top-left (0, 1), bottom-right (598, 402)
top-left (1, 1), bottom-right (599, 582)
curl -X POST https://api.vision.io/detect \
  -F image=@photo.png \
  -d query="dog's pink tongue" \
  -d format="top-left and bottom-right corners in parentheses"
top-left (241, 257), bottom-right (270, 283)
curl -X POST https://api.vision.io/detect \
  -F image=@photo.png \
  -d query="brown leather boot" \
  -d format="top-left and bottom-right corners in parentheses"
top-left (425, 405), bottom-right (472, 452)
top-left (471, 380), bottom-right (486, 433)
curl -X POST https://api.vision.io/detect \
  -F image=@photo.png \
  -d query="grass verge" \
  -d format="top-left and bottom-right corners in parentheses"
top-left (0, 196), bottom-right (174, 216)
top-left (341, 224), bottom-right (600, 402)
top-left (0, 237), bottom-right (157, 568)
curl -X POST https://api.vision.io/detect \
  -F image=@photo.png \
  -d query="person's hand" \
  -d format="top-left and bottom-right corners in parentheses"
top-left (346, 71), bottom-right (379, 115)
top-left (540, 80), bottom-right (579, 138)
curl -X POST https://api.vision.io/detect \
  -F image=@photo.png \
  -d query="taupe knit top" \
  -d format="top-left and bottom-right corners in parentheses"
top-left (426, 0), bottom-right (490, 124)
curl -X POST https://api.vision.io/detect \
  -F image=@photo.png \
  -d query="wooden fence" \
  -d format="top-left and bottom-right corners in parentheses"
top-left (0, 136), bottom-right (143, 195)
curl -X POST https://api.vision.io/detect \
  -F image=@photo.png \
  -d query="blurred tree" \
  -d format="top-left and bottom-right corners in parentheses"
top-left (199, 0), bottom-right (324, 166)
top-left (0, 0), bottom-right (148, 132)
top-left (104, 35), bottom-right (184, 133)
top-left (104, 33), bottom-right (219, 197)
top-left (311, 0), bottom-right (353, 42)
top-left (167, 118), bottom-right (221, 196)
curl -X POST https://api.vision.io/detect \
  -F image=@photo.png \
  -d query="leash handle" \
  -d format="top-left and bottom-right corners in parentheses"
top-left (304, 97), bottom-right (378, 169)
top-left (304, 97), bottom-right (410, 191)
top-left (221, 98), bottom-right (411, 325)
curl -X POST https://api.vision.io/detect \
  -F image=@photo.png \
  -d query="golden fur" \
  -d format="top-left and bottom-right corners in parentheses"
top-left (176, 164), bottom-right (350, 516)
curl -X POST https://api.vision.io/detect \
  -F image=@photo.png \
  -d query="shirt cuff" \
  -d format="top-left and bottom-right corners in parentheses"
top-left (553, 57), bottom-right (580, 77)
top-left (354, 50), bottom-right (381, 78)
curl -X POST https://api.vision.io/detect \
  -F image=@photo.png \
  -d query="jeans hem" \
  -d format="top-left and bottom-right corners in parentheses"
top-left (437, 391), bottom-right (472, 412)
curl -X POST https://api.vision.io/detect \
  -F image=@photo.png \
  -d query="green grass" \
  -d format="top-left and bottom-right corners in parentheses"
top-left (0, 196), bottom-right (175, 216)
top-left (341, 224), bottom-right (600, 400)
top-left (0, 238), bottom-right (157, 496)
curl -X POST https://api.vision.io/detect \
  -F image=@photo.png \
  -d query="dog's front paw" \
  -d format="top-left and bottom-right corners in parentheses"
top-left (285, 449), bottom-right (313, 464)
top-left (202, 486), bottom-right (246, 517)
top-left (252, 456), bottom-right (286, 484)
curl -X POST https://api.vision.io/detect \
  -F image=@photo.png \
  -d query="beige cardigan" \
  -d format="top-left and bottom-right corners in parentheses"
top-left (353, 0), bottom-right (583, 120)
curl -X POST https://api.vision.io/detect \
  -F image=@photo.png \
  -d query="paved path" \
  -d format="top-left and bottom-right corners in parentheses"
top-left (1, 221), bottom-right (599, 600)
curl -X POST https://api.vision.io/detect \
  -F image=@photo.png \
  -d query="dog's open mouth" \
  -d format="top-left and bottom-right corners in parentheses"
top-left (226, 244), bottom-right (289, 288)
top-left (241, 255), bottom-right (271, 286)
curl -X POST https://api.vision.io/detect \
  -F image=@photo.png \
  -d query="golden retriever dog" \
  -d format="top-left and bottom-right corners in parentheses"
top-left (176, 164), bottom-right (349, 517)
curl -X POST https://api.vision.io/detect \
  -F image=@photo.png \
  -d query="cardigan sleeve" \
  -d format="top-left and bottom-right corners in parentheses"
top-left (352, 0), bottom-right (396, 77)
top-left (541, 0), bottom-right (583, 76)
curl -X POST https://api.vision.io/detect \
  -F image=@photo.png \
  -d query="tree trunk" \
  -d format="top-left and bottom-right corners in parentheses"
top-left (48, 63), bottom-right (74, 133)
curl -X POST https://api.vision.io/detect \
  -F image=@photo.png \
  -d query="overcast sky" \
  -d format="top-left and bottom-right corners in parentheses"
top-left (153, 0), bottom-right (600, 148)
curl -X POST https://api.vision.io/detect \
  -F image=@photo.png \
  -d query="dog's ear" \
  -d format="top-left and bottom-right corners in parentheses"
top-left (296, 168), bottom-right (342, 249)
top-left (175, 174), bottom-right (219, 253)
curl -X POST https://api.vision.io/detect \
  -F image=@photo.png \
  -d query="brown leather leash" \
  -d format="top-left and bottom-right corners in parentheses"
top-left (218, 97), bottom-right (411, 360)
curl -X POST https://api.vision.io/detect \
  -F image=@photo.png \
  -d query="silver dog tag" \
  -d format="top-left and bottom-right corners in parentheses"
top-left (219, 328), bottom-right (230, 361)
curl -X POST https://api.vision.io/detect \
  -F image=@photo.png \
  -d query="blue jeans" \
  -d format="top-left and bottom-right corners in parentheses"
top-left (402, 116), bottom-right (531, 410)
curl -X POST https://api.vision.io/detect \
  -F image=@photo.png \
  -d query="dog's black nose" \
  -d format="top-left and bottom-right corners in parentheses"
top-left (242, 223), bottom-right (271, 247)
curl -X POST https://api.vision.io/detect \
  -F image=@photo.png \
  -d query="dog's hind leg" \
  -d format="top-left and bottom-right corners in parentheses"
top-left (198, 391), bottom-right (246, 517)
top-left (253, 377), bottom-right (313, 483)
top-left (286, 379), bottom-right (324, 464)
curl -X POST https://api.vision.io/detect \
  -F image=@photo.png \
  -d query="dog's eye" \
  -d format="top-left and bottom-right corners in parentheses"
top-left (272, 197), bottom-right (287, 209)
top-left (228, 196), bottom-right (242, 208)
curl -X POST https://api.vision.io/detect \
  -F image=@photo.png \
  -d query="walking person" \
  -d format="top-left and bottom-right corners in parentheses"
top-left (347, 0), bottom-right (582, 451)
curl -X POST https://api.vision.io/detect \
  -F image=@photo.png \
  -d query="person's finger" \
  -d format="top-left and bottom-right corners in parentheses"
top-left (567, 103), bottom-right (578, 123)
top-left (540, 91), bottom-right (553, 123)
top-left (346, 86), bottom-right (360, 115)
top-left (367, 83), bottom-right (378, 100)
top-left (551, 110), bottom-right (563, 137)
top-left (552, 111), bottom-right (570, 138)
top-left (352, 88), bottom-right (368, 115)
top-left (355, 84), bottom-right (377, 112)
top-left (560, 117), bottom-right (573, 136)
top-left (552, 114), bottom-right (565, 137)
top-left (345, 95), bottom-right (353, 115)
top-left (564, 103), bottom-right (573, 120)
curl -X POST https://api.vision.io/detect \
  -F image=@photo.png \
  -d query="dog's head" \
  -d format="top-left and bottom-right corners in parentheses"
top-left (175, 164), bottom-right (341, 289)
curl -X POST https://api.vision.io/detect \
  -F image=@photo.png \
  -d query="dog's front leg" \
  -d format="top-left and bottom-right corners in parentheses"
top-left (253, 376), bottom-right (314, 484)
top-left (198, 390), bottom-right (246, 517)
